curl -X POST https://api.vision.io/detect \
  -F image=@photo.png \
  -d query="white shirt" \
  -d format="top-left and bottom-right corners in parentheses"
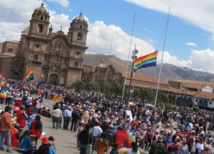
top-left (91, 126), bottom-right (102, 137)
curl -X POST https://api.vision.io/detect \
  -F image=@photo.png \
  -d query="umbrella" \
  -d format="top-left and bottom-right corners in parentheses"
top-left (145, 103), bottom-right (154, 108)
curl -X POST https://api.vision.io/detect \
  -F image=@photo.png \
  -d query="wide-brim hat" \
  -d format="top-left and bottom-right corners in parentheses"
top-left (158, 136), bottom-right (164, 142)
top-left (40, 137), bottom-right (49, 144)
top-left (105, 118), bottom-right (111, 123)
top-left (93, 114), bottom-right (98, 118)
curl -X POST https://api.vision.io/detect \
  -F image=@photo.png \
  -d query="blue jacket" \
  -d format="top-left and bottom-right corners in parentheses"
top-left (18, 136), bottom-right (33, 150)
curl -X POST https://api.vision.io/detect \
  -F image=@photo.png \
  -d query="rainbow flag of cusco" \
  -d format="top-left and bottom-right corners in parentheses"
top-left (25, 68), bottom-right (34, 81)
top-left (38, 73), bottom-right (44, 84)
top-left (134, 50), bottom-right (157, 71)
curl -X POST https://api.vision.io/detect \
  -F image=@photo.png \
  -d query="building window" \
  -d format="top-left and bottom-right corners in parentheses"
top-left (77, 32), bottom-right (82, 40)
top-left (76, 51), bottom-right (80, 56)
top-left (74, 62), bottom-right (78, 67)
top-left (44, 54), bottom-right (49, 61)
top-left (38, 24), bottom-right (43, 33)
top-left (40, 16), bottom-right (43, 20)
top-left (8, 48), bottom-right (13, 53)
top-left (54, 54), bottom-right (59, 62)
top-left (33, 55), bottom-right (38, 61)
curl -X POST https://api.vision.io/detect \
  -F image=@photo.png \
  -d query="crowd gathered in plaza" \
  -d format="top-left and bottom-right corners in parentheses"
top-left (0, 78), bottom-right (214, 154)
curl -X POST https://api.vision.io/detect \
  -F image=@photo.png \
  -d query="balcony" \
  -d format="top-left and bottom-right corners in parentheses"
top-left (176, 97), bottom-right (193, 104)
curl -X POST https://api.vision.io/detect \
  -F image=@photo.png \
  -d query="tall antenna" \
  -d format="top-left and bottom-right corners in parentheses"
top-left (154, 7), bottom-right (170, 107)
top-left (122, 12), bottom-right (136, 101)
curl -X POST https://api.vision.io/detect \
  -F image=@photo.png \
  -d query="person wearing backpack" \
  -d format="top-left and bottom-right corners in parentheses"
top-left (105, 124), bottom-right (117, 154)
top-left (145, 127), bottom-right (153, 151)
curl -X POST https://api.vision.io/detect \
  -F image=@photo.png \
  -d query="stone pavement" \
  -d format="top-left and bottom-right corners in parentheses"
top-left (0, 97), bottom-right (148, 154)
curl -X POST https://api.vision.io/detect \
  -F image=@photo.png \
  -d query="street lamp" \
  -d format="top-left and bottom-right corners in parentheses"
top-left (127, 46), bottom-right (138, 101)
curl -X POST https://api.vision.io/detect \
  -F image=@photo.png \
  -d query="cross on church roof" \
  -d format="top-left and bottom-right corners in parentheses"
top-left (60, 26), bottom-right (62, 31)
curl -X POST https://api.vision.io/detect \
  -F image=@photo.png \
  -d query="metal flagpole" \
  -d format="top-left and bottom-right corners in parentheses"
top-left (121, 12), bottom-right (136, 102)
top-left (154, 7), bottom-right (170, 107)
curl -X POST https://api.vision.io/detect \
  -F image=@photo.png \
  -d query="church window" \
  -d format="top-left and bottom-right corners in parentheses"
top-left (38, 24), bottom-right (43, 33)
top-left (74, 62), bottom-right (78, 67)
top-left (77, 32), bottom-right (82, 40)
top-left (76, 51), bottom-right (80, 56)
top-left (33, 55), bottom-right (38, 61)
top-left (80, 25), bottom-right (82, 29)
top-left (54, 54), bottom-right (59, 62)
top-left (8, 48), bottom-right (13, 53)
top-left (44, 54), bottom-right (49, 61)
top-left (40, 16), bottom-right (44, 20)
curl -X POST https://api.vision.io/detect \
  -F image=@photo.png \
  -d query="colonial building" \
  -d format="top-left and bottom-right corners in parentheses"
top-left (0, 3), bottom-right (88, 86)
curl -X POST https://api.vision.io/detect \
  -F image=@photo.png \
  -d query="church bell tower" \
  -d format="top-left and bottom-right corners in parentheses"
top-left (28, 3), bottom-right (50, 38)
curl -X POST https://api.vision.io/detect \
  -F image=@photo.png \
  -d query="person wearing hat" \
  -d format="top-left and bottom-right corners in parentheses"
top-left (76, 119), bottom-right (85, 149)
top-left (17, 105), bottom-right (28, 135)
top-left (149, 135), bottom-right (166, 154)
top-left (34, 136), bottom-right (49, 154)
top-left (145, 127), bottom-right (153, 151)
top-left (81, 110), bottom-right (90, 125)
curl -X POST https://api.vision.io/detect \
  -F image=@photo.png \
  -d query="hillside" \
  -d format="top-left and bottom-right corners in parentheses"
top-left (83, 54), bottom-right (214, 82)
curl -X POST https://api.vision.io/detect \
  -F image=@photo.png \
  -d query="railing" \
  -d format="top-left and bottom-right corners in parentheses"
top-left (197, 102), bottom-right (208, 107)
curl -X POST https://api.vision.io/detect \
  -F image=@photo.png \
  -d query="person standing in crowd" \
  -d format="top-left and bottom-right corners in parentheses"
top-left (126, 142), bottom-right (140, 154)
top-left (79, 124), bottom-right (92, 154)
top-left (149, 136), bottom-right (166, 154)
top-left (91, 122), bottom-right (103, 149)
top-left (145, 127), bottom-right (153, 151)
top-left (17, 105), bottom-right (28, 135)
top-left (105, 124), bottom-right (117, 154)
top-left (93, 133), bottom-right (109, 154)
top-left (81, 110), bottom-right (90, 125)
top-left (52, 105), bottom-right (62, 129)
top-left (17, 130), bottom-right (34, 154)
top-left (76, 120), bottom-right (85, 149)
top-left (71, 108), bottom-right (80, 131)
top-left (63, 106), bottom-right (72, 130)
top-left (0, 105), bottom-right (13, 153)
top-left (30, 115), bottom-right (43, 149)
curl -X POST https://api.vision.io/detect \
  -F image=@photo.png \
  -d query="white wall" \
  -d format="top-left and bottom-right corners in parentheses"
top-left (201, 85), bottom-right (214, 93)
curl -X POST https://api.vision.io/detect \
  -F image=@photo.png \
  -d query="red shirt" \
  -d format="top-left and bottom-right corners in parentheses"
top-left (30, 120), bottom-right (42, 137)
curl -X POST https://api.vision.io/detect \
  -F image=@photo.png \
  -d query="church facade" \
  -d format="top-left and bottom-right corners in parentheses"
top-left (0, 4), bottom-right (88, 86)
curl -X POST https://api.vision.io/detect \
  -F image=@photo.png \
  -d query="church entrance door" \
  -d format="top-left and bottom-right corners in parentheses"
top-left (12, 72), bottom-right (20, 80)
top-left (49, 74), bottom-right (57, 85)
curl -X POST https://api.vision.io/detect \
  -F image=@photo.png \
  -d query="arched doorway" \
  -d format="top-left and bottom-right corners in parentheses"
top-left (49, 74), bottom-right (57, 85)
top-left (12, 72), bottom-right (20, 80)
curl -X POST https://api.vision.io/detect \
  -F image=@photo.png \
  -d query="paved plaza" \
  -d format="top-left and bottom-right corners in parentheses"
top-left (0, 97), bottom-right (147, 154)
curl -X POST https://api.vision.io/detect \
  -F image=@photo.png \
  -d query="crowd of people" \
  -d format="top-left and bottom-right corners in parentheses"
top-left (0, 78), bottom-right (214, 154)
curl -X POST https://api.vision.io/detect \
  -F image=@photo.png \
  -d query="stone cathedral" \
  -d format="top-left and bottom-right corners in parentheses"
top-left (0, 4), bottom-right (88, 86)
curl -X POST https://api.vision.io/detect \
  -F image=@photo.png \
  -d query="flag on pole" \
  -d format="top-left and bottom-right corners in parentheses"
top-left (134, 50), bottom-right (157, 71)
top-left (38, 73), bottom-right (44, 85)
top-left (25, 68), bottom-right (34, 81)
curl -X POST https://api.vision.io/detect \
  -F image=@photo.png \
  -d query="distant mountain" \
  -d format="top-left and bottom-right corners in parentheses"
top-left (83, 54), bottom-right (214, 82)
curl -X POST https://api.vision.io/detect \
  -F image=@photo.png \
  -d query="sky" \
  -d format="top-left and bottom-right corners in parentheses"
top-left (1, 0), bottom-right (214, 74)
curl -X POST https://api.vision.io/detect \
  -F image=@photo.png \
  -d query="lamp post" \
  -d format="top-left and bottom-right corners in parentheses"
top-left (127, 46), bottom-right (138, 102)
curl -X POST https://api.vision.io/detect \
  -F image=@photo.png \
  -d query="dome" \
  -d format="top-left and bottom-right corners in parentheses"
top-left (21, 26), bottom-right (29, 36)
top-left (74, 13), bottom-right (86, 21)
top-left (34, 3), bottom-right (47, 13)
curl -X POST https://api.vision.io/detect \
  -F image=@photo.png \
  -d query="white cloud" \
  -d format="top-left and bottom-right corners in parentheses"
top-left (125, 0), bottom-right (214, 38)
top-left (190, 49), bottom-right (214, 73)
top-left (157, 51), bottom-right (192, 68)
top-left (87, 21), bottom-right (155, 60)
top-left (186, 42), bottom-right (197, 47)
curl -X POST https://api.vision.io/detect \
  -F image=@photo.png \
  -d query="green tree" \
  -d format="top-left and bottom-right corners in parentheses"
top-left (85, 82), bottom-right (99, 91)
top-left (71, 81), bottom-right (85, 89)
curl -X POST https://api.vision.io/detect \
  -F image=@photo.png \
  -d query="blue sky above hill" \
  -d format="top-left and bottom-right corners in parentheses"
top-left (1, 0), bottom-right (214, 73)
